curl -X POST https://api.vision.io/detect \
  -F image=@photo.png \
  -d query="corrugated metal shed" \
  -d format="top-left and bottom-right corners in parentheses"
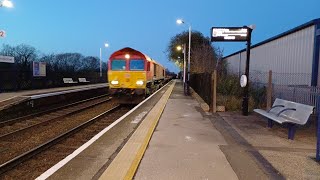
top-left (223, 18), bottom-right (320, 86)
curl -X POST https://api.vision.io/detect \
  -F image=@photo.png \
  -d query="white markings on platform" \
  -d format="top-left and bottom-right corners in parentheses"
top-left (161, 90), bottom-right (165, 94)
top-left (36, 82), bottom-right (172, 180)
top-left (185, 136), bottom-right (194, 142)
top-left (182, 114), bottom-right (190, 117)
top-left (0, 96), bottom-right (17, 103)
top-left (131, 111), bottom-right (148, 124)
top-left (30, 85), bottom-right (106, 99)
top-left (186, 102), bottom-right (198, 105)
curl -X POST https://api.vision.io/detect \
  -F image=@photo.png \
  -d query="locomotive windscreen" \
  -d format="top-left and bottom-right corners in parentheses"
top-left (130, 59), bottom-right (144, 71)
top-left (111, 60), bottom-right (126, 70)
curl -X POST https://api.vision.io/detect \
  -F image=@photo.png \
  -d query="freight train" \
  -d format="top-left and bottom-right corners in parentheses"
top-left (107, 47), bottom-right (166, 102)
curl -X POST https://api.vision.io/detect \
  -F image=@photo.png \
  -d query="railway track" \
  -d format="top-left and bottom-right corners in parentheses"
top-left (0, 102), bottom-right (132, 179)
top-left (0, 95), bottom-right (116, 165)
top-left (0, 95), bottom-right (112, 139)
top-left (0, 94), bottom-right (110, 128)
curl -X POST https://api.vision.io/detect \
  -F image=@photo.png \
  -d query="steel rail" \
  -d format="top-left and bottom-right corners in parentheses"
top-left (0, 97), bottom-right (112, 139)
top-left (0, 94), bottom-right (110, 127)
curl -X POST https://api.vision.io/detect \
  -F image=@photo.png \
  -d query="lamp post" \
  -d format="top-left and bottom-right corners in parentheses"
top-left (177, 19), bottom-right (191, 95)
top-left (0, 0), bottom-right (13, 8)
top-left (176, 44), bottom-right (187, 95)
top-left (100, 43), bottom-right (109, 77)
top-left (0, 0), bottom-right (13, 38)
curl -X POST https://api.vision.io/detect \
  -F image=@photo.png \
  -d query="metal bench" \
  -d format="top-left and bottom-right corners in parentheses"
top-left (254, 98), bottom-right (314, 140)
top-left (78, 78), bottom-right (90, 83)
top-left (63, 78), bottom-right (78, 84)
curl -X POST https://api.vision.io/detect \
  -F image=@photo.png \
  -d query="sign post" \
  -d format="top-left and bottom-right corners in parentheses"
top-left (242, 27), bottom-right (253, 116)
top-left (211, 26), bottom-right (254, 116)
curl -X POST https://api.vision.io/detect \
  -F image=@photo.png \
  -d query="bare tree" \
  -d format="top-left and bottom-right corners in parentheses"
top-left (166, 30), bottom-right (218, 74)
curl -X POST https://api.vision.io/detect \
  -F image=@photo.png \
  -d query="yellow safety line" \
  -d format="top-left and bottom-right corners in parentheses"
top-left (99, 81), bottom-right (176, 180)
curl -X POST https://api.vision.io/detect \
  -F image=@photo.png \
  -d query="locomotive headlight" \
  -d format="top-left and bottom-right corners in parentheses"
top-left (136, 80), bottom-right (144, 86)
top-left (111, 80), bottom-right (119, 85)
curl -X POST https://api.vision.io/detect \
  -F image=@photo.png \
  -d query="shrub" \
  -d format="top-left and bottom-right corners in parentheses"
top-left (217, 74), bottom-right (242, 97)
top-left (217, 73), bottom-right (266, 111)
top-left (217, 94), bottom-right (255, 111)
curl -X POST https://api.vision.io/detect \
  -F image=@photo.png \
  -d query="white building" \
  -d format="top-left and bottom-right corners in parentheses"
top-left (223, 18), bottom-right (320, 86)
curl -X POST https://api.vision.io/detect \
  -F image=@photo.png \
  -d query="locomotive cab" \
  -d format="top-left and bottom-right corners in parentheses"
top-left (107, 47), bottom-right (165, 103)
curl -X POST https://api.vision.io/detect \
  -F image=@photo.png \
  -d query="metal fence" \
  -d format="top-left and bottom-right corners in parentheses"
top-left (189, 73), bottom-right (212, 106)
top-left (250, 71), bottom-right (320, 109)
top-left (273, 85), bottom-right (320, 107)
top-left (189, 70), bottom-right (320, 110)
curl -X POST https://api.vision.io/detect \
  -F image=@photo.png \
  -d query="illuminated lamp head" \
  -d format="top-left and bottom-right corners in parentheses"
top-left (125, 54), bottom-right (130, 59)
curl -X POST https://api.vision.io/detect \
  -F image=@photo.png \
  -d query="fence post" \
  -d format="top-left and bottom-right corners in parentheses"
top-left (317, 96), bottom-right (320, 161)
top-left (212, 70), bottom-right (217, 113)
top-left (267, 70), bottom-right (272, 110)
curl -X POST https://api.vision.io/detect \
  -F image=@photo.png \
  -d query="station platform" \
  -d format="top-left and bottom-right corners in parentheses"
top-left (36, 80), bottom-right (319, 180)
top-left (0, 83), bottom-right (107, 111)
top-left (99, 80), bottom-right (238, 179)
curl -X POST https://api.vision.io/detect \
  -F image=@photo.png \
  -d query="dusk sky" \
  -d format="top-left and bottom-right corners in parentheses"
top-left (0, 0), bottom-right (319, 73)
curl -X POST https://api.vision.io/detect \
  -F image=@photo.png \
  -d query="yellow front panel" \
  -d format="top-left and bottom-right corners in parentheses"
top-left (108, 71), bottom-right (146, 89)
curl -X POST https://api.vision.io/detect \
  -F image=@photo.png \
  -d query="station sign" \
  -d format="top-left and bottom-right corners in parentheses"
top-left (0, 55), bottom-right (14, 63)
top-left (211, 27), bottom-right (249, 42)
top-left (33, 61), bottom-right (46, 77)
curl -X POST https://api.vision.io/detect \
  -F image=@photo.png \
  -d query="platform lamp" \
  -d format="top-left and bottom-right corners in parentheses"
top-left (100, 43), bottom-right (109, 78)
top-left (176, 44), bottom-right (187, 95)
top-left (0, 0), bottom-right (13, 8)
top-left (0, 0), bottom-right (14, 38)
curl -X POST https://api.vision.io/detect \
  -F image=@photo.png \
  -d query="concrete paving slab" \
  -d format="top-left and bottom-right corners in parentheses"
top-left (218, 111), bottom-right (320, 179)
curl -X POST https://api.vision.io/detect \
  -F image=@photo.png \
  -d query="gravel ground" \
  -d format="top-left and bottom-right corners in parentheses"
top-left (0, 99), bottom-right (119, 169)
top-left (1, 102), bottom-right (130, 179)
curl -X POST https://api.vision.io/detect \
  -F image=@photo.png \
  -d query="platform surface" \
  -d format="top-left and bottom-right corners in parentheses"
top-left (0, 83), bottom-right (107, 110)
top-left (133, 81), bottom-right (238, 179)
